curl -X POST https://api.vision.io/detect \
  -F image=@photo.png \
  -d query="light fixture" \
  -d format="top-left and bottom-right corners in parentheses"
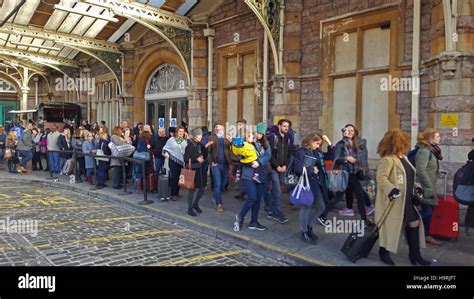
top-left (54, 4), bottom-right (119, 22)
top-left (9, 41), bottom-right (62, 51)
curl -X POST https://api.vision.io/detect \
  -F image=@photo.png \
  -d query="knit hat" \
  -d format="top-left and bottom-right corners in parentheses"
top-left (191, 128), bottom-right (203, 137)
top-left (468, 150), bottom-right (474, 161)
top-left (256, 122), bottom-right (266, 134)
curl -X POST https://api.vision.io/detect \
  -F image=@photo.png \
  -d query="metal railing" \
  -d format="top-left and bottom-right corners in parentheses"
top-left (46, 149), bottom-right (153, 205)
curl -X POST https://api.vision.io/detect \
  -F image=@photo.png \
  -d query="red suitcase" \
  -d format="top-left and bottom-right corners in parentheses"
top-left (430, 171), bottom-right (459, 240)
top-left (146, 172), bottom-right (158, 193)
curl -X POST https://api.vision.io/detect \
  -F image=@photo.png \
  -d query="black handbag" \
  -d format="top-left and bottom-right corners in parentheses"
top-left (341, 200), bottom-right (395, 263)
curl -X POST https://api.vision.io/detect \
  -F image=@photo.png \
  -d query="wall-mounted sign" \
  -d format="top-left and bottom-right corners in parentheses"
top-left (440, 114), bottom-right (458, 127)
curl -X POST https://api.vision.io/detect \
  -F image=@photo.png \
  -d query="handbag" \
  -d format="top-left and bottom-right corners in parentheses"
top-left (179, 159), bottom-right (196, 190)
top-left (289, 167), bottom-right (314, 207)
top-left (95, 148), bottom-right (110, 162)
top-left (108, 142), bottom-right (135, 157)
top-left (4, 148), bottom-right (13, 159)
top-left (40, 146), bottom-right (48, 155)
top-left (133, 151), bottom-right (151, 161)
top-left (327, 161), bottom-right (349, 193)
top-left (283, 158), bottom-right (299, 189)
top-left (62, 158), bottom-right (76, 175)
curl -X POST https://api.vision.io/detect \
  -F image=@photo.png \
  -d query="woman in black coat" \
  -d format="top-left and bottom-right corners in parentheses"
top-left (96, 131), bottom-right (111, 188)
top-left (183, 128), bottom-right (212, 217)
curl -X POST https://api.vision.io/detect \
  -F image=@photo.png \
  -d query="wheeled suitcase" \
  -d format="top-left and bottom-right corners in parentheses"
top-left (341, 200), bottom-right (395, 263)
top-left (146, 172), bottom-right (158, 193)
top-left (157, 171), bottom-right (170, 201)
top-left (430, 171), bottom-right (459, 240)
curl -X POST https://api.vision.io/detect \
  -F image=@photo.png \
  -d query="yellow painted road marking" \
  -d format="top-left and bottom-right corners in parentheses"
top-left (156, 250), bottom-right (246, 266)
top-left (118, 197), bottom-right (334, 267)
top-left (71, 230), bottom-right (183, 245)
top-left (0, 230), bottom-right (184, 252)
top-left (38, 216), bottom-right (149, 228)
top-left (0, 205), bottom-right (106, 214)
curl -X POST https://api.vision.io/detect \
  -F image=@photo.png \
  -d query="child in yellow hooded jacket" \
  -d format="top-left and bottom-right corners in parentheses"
top-left (232, 133), bottom-right (264, 183)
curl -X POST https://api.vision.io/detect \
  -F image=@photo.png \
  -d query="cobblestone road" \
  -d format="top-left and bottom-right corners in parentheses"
top-left (0, 180), bottom-right (285, 266)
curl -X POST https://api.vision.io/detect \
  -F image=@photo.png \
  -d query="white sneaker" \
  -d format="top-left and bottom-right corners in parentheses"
top-left (338, 208), bottom-right (355, 217)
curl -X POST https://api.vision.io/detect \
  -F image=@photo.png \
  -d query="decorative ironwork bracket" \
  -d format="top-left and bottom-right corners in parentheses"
top-left (244, 0), bottom-right (282, 75)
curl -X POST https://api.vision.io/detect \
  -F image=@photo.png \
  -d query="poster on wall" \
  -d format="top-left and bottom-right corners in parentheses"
top-left (170, 118), bottom-right (177, 128)
top-left (159, 118), bottom-right (165, 128)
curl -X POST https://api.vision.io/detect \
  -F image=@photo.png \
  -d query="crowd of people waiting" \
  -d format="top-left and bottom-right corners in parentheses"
top-left (0, 117), bottom-right (472, 266)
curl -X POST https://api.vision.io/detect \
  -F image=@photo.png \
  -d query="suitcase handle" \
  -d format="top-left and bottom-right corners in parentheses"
top-left (440, 170), bottom-right (448, 201)
top-left (375, 200), bottom-right (396, 232)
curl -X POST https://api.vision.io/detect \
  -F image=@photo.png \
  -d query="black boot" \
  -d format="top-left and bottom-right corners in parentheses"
top-left (301, 231), bottom-right (317, 245)
top-left (406, 226), bottom-right (431, 266)
top-left (307, 226), bottom-right (318, 242)
top-left (379, 247), bottom-right (396, 266)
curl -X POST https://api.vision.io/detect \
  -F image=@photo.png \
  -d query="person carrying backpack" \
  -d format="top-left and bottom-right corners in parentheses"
top-left (266, 119), bottom-right (293, 224)
top-left (414, 128), bottom-right (443, 246)
top-left (453, 150), bottom-right (474, 204)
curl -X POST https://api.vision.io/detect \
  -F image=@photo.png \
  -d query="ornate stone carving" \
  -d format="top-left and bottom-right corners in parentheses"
top-left (440, 51), bottom-right (461, 79)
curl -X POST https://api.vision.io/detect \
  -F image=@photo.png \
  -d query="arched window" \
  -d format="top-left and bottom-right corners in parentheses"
top-left (146, 64), bottom-right (186, 95)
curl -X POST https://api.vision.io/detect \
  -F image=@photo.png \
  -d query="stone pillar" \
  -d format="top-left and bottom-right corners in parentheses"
top-left (427, 0), bottom-right (474, 193)
top-left (188, 28), bottom-right (208, 129)
top-left (203, 27), bottom-right (215, 128)
top-left (270, 1), bottom-right (302, 131)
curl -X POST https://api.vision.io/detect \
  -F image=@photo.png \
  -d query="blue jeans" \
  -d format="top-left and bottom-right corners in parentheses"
top-left (48, 152), bottom-right (60, 174)
top-left (420, 204), bottom-right (433, 237)
top-left (18, 150), bottom-right (33, 167)
top-left (269, 170), bottom-right (285, 217)
top-left (97, 169), bottom-right (106, 187)
top-left (239, 179), bottom-right (265, 224)
top-left (299, 183), bottom-right (326, 232)
top-left (86, 168), bottom-right (94, 176)
top-left (211, 163), bottom-right (229, 205)
top-left (154, 157), bottom-right (163, 173)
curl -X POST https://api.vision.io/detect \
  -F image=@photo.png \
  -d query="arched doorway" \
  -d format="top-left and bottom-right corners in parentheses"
top-left (145, 64), bottom-right (188, 131)
top-left (0, 78), bottom-right (19, 127)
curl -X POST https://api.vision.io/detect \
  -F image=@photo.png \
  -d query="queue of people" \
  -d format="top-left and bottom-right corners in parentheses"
top-left (0, 117), bottom-right (467, 267)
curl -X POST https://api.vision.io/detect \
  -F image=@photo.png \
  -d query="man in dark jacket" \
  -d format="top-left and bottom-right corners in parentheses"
top-left (208, 123), bottom-right (232, 212)
top-left (152, 127), bottom-right (169, 173)
top-left (266, 119), bottom-right (293, 224)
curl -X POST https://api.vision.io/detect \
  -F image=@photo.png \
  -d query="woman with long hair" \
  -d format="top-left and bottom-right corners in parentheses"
top-left (133, 126), bottom-right (155, 193)
top-left (233, 125), bottom-right (271, 231)
top-left (294, 133), bottom-right (334, 244)
top-left (375, 129), bottom-right (430, 266)
top-left (5, 130), bottom-right (18, 173)
top-left (32, 127), bottom-right (44, 171)
top-left (318, 124), bottom-right (370, 224)
top-left (163, 126), bottom-right (188, 201)
top-left (96, 131), bottom-right (111, 188)
top-left (415, 128), bottom-right (443, 246)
